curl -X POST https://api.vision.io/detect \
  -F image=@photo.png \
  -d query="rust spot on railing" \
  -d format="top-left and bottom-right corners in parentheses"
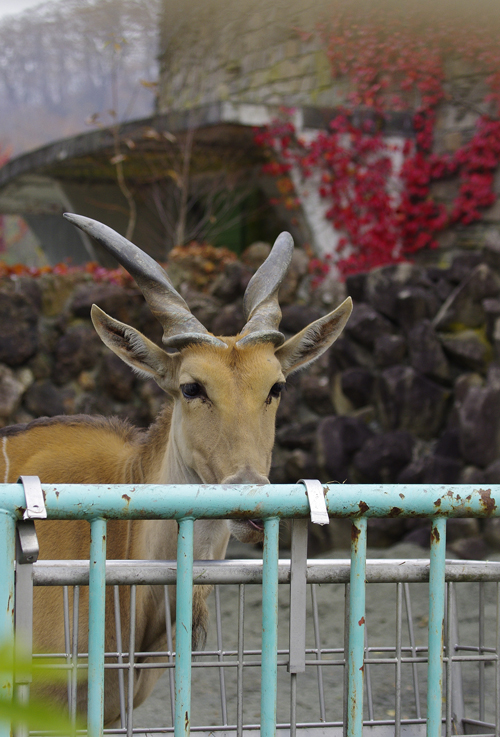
top-left (430, 527), bottom-right (440, 543)
top-left (358, 501), bottom-right (369, 514)
top-left (388, 506), bottom-right (402, 517)
top-left (122, 494), bottom-right (131, 503)
top-left (358, 616), bottom-right (365, 626)
top-left (185, 711), bottom-right (190, 731)
top-left (434, 498), bottom-right (441, 507)
top-left (479, 488), bottom-right (496, 515)
top-left (351, 524), bottom-right (360, 543)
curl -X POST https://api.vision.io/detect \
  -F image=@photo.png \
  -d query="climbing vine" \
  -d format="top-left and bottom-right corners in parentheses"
top-left (255, 6), bottom-right (500, 277)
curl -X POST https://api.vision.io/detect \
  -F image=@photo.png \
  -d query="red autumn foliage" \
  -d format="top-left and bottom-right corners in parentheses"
top-left (255, 6), bottom-right (500, 279)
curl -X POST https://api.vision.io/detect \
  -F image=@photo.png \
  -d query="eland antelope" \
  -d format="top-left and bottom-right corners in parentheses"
top-left (0, 214), bottom-right (352, 721)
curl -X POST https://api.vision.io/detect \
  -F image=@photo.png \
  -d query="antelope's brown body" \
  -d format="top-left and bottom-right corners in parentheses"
top-left (1, 215), bottom-right (352, 723)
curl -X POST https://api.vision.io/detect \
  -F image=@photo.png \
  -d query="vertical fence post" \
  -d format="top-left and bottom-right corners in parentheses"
top-left (427, 516), bottom-right (446, 737)
top-left (87, 518), bottom-right (107, 737)
top-left (347, 517), bottom-right (368, 737)
top-left (261, 516), bottom-right (280, 737)
top-left (0, 509), bottom-right (16, 737)
top-left (175, 517), bottom-right (194, 737)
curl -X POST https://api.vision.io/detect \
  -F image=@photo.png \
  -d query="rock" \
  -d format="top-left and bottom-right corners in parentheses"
top-left (99, 353), bottom-right (135, 402)
top-left (275, 382), bottom-right (301, 427)
top-left (345, 272), bottom-right (367, 302)
top-left (279, 249), bottom-right (310, 305)
top-left (482, 297), bottom-right (500, 341)
top-left (211, 302), bottom-right (245, 336)
top-left (483, 230), bottom-right (500, 272)
top-left (40, 273), bottom-right (81, 317)
top-left (397, 456), bottom-right (427, 483)
top-left (447, 251), bottom-right (485, 283)
top-left (269, 446), bottom-right (294, 485)
top-left (457, 383), bottom-right (500, 467)
top-left (307, 519), bottom-right (353, 554)
top-left (353, 430), bottom-right (415, 482)
top-left (435, 429), bottom-right (461, 458)
top-left (316, 415), bottom-right (373, 482)
top-left (71, 283), bottom-right (141, 321)
top-left (395, 285), bottom-right (440, 329)
top-left (493, 317), bottom-right (500, 360)
top-left (433, 263), bottom-right (500, 330)
top-left (368, 519), bottom-right (407, 548)
top-left (440, 329), bottom-right (492, 372)
top-left (0, 365), bottom-right (25, 418)
top-left (311, 273), bottom-right (348, 310)
top-left (408, 320), bottom-right (449, 380)
top-left (329, 335), bottom-right (374, 372)
top-left (365, 262), bottom-right (423, 320)
top-left (284, 449), bottom-right (318, 481)
top-left (180, 289), bottom-right (222, 332)
top-left (487, 363), bottom-right (500, 389)
top-left (0, 291), bottom-right (39, 366)
top-left (16, 367), bottom-right (34, 391)
top-left (53, 325), bottom-right (102, 385)
top-left (446, 518), bottom-right (480, 543)
top-left (28, 352), bottom-right (53, 381)
top-left (448, 536), bottom-right (488, 560)
top-left (241, 241), bottom-right (271, 269)
top-left (376, 365), bottom-right (450, 439)
top-left (484, 518), bottom-right (500, 550)
top-left (209, 261), bottom-right (251, 303)
top-left (24, 380), bottom-right (72, 417)
top-left (421, 454), bottom-right (463, 483)
top-left (403, 520), bottom-right (431, 547)
top-left (16, 277), bottom-right (43, 311)
top-left (275, 421), bottom-right (318, 449)
top-left (484, 459), bottom-right (500, 483)
top-left (459, 465), bottom-right (487, 484)
top-left (374, 334), bottom-right (406, 367)
top-left (300, 374), bottom-right (334, 415)
top-left (433, 277), bottom-right (455, 303)
top-left (454, 372), bottom-right (483, 403)
top-left (280, 304), bottom-right (323, 334)
top-left (345, 302), bottom-right (394, 348)
top-left (340, 367), bottom-right (374, 408)
top-left (398, 448), bottom-right (463, 484)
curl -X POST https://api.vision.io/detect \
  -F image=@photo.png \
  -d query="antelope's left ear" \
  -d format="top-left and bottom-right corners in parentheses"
top-left (275, 297), bottom-right (352, 377)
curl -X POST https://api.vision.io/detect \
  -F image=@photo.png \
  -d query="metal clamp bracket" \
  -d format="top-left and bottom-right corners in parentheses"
top-left (18, 475), bottom-right (47, 520)
top-left (298, 478), bottom-right (329, 525)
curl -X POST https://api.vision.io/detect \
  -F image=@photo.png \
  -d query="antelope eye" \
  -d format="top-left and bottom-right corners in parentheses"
top-left (181, 382), bottom-right (203, 399)
top-left (269, 382), bottom-right (285, 399)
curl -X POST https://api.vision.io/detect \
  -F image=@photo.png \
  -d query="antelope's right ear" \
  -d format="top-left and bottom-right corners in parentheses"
top-left (275, 297), bottom-right (352, 376)
top-left (91, 305), bottom-right (179, 388)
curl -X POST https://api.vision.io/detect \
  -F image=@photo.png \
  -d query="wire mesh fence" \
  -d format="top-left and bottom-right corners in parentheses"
top-left (28, 558), bottom-right (500, 736)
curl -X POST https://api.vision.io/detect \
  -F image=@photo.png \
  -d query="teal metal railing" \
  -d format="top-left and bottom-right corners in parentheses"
top-left (1, 481), bottom-right (499, 737)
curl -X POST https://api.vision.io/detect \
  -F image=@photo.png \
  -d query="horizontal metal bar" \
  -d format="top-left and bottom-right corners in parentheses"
top-left (1, 483), bottom-right (500, 520)
top-left (31, 558), bottom-right (500, 586)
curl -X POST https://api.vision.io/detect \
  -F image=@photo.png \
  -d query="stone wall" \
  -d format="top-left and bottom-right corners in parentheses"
top-left (2, 240), bottom-right (500, 556)
top-left (158, 0), bottom-right (337, 113)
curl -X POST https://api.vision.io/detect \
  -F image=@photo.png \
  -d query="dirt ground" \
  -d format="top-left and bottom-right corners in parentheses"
top-left (132, 541), bottom-right (500, 732)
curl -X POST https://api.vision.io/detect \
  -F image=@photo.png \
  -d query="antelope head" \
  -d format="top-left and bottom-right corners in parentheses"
top-left (64, 214), bottom-right (352, 542)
